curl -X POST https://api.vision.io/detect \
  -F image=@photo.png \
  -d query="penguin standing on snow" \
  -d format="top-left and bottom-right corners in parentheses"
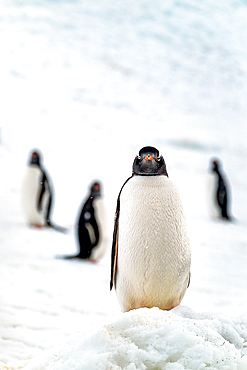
top-left (63, 181), bottom-right (107, 261)
top-left (21, 150), bottom-right (66, 232)
top-left (209, 158), bottom-right (232, 221)
top-left (110, 146), bottom-right (191, 312)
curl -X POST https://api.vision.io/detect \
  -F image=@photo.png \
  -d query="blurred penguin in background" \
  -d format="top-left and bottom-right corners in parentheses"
top-left (21, 150), bottom-right (66, 232)
top-left (63, 181), bottom-right (108, 262)
top-left (208, 158), bottom-right (232, 221)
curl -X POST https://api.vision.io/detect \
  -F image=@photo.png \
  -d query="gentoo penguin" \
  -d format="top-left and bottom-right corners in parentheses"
top-left (21, 150), bottom-right (66, 232)
top-left (110, 146), bottom-right (191, 312)
top-left (208, 158), bottom-right (231, 221)
top-left (63, 181), bottom-right (108, 261)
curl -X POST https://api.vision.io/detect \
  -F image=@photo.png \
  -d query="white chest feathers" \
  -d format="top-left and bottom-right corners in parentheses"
top-left (207, 172), bottom-right (219, 219)
top-left (90, 197), bottom-right (108, 261)
top-left (116, 175), bottom-right (191, 312)
top-left (21, 166), bottom-right (49, 226)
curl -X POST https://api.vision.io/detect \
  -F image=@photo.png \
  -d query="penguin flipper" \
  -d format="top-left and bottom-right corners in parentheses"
top-left (37, 172), bottom-right (47, 211)
top-left (217, 187), bottom-right (226, 208)
top-left (110, 176), bottom-right (133, 291)
top-left (187, 272), bottom-right (191, 288)
top-left (110, 200), bottom-right (119, 291)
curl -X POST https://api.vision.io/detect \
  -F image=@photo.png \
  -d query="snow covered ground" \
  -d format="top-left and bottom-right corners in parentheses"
top-left (1, 0), bottom-right (247, 369)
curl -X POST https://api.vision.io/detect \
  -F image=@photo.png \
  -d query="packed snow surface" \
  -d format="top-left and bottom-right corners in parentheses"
top-left (24, 307), bottom-right (247, 370)
top-left (0, 0), bottom-right (247, 369)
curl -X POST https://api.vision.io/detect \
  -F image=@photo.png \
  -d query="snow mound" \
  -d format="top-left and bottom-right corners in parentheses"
top-left (24, 306), bottom-right (247, 370)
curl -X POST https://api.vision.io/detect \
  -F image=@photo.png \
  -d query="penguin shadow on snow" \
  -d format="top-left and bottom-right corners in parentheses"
top-left (58, 181), bottom-right (108, 263)
top-left (21, 149), bottom-right (67, 233)
top-left (208, 158), bottom-right (235, 222)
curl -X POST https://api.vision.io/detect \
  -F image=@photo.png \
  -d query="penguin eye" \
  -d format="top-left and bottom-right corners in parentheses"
top-left (137, 156), bottom-right (141, 160)
top-left (157, 157), bottom-right (161, 162)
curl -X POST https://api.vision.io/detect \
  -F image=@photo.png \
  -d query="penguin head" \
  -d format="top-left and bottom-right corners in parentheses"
top-left (132, 146), bottom-right (168, 176)
top-left (90, 182), bottom-right (102, 198)
top-left (210, 158), bottom-right (221, 173)
top-left (29, 150), bottom-right (42, 166)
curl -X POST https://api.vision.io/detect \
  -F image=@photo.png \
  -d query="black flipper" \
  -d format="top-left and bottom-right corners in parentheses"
top-left (211, 160), bottom-right (231, 221)
top-left (38, 168), bottom-right (68, 233)
top-left (110, 176), bottom-right (133, 291)
top-left (77, 195), bottom-right (100, 259)
top-left (110, 197), bottom-right (120, 291)
top-left (37, 172), bottom-right (47, 212)
top-left (217, 180), bottom-right (230, 220)
top-left (187, 272), bottom-right (191, 288)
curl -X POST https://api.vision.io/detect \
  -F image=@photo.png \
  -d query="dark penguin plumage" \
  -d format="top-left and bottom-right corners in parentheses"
top-left (132, 146), bottom-right (169, 176)
top-left (210, 159), bottom-right (231, 221)
top-left (32, 151), bottom-right (53, 226)
top-left (21, 150), bottom-right (67, 232)
top-left (63, 181), bottom-right (107, 261)
top-left (110, 146), bottom-right (191, 312)
top-left (77, 182), bottom-right (101, 259)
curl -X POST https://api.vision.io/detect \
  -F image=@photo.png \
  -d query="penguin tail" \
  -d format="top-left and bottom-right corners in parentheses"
top-left (46, 220), bottom-right (68, 234)
top-left (58, 254), bottom-right (80, 260)
top-left (56, 254), bottom-right (87, 260)
top-left (221, 212), bottom-right (233, 222)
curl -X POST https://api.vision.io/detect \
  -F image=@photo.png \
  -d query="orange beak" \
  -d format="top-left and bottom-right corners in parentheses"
top-left (145, 155), bottom-right (153, 160)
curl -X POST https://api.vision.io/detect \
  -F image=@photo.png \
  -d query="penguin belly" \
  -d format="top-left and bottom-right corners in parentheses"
top-left (116, 175), bottom-right (191, 312)
top-left (21, 167), bottom-right (49, 226)
top-left (207, 172), bottom-right (220, 219)
top-left (90, 198), bottom-right (108, 261)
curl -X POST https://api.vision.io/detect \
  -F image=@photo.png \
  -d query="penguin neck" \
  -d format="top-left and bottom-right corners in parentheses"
top-left (30, 163), bottom-right (40, 168)
top-left (133, 173), bottom-right (168, 177)
top-left (87, 194), bottom-right (101, 205)
top-left (213, 168), bottom-right (223, 182)
top-left (30, 163), bottom-right (45, 174)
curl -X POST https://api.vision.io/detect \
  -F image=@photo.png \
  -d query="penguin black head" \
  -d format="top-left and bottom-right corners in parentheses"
top-left (211, 158), bottom-right (221, 173)
top-left (29, 150), bottom-right (42, 166)
top-left (132, 146), bottom-right (168, 176)
top-left (90, 181), bottom-right (102, 198)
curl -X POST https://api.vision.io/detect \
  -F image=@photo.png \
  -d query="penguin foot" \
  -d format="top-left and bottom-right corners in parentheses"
top-left (30, 223), bottom-right (45, 229)
top-left (221, 215), bottom-right (232, 222)
top-left (89, 258), bottom-right (99, 264)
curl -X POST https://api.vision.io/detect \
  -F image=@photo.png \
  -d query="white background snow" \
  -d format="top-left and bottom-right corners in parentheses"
top-left (0, 0), bottom-right (247, 369)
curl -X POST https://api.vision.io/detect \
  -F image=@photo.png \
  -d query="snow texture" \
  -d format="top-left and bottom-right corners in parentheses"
top-left (24, 307), bottom-right (247, 370)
